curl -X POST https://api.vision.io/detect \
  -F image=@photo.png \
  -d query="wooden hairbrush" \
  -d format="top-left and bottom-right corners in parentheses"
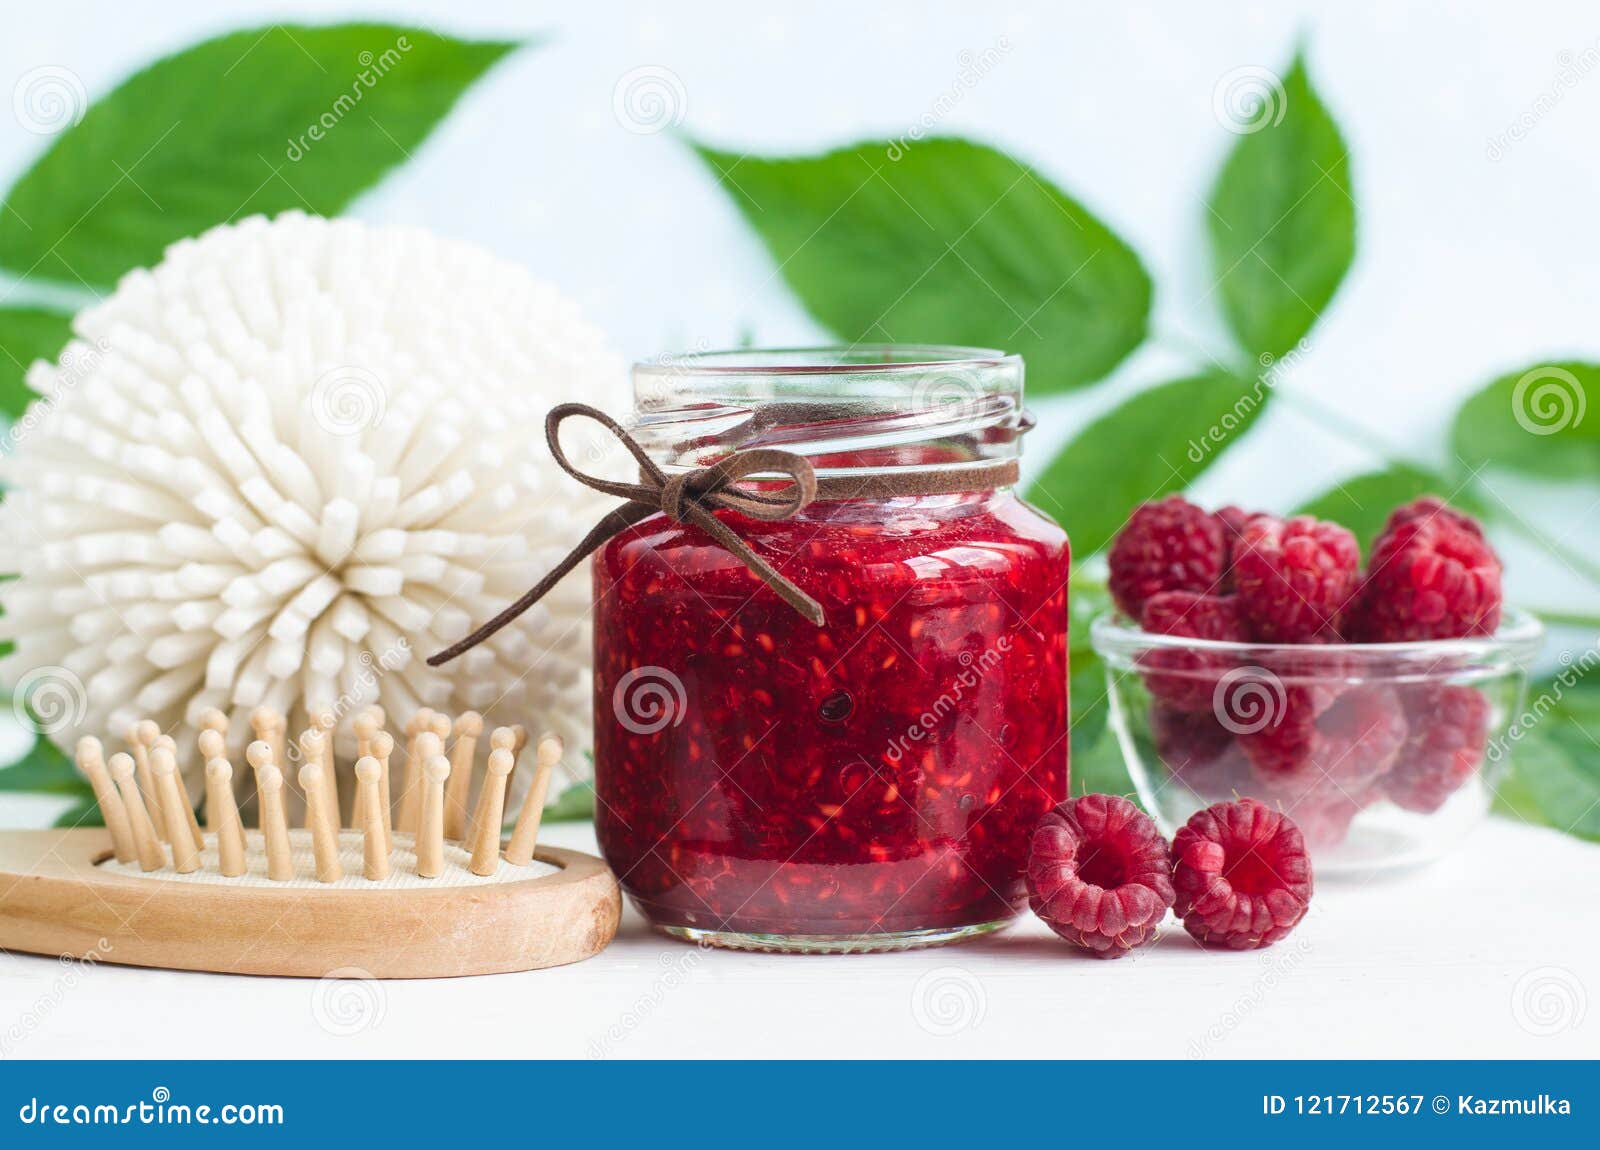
top-left (0, 706), bottom-right (619, 978)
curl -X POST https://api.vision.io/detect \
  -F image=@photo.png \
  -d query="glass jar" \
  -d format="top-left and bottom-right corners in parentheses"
top-left (592, 346), bottom-right (1070, 952)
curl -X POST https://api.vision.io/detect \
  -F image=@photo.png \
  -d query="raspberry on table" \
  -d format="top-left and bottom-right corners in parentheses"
top-left (1346, 503), bottom-right (1502, 641)
top-left (1137, 591), bottom-right (1248, 712)
top-left (1026, 793), bottom-right (1176, 958)
top-left (1170, 798), bottom-right (1313, 949)
top-left (1385, 684), bottom-right (1490, 812)
top-left (1231, 514), bottom-right (1362, 642)
top-left (1108, 496), bottom-right (1227, 618)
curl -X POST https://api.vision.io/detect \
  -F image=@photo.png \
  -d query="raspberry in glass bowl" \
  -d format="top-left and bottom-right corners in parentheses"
top-left (593, 347), bottom-right (1070, 952)
top-left (1090, 609), bottom-right (1542, 874)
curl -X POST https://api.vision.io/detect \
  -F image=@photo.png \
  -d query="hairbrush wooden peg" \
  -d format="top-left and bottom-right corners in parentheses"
top-left (445, 711), bottom-right (482, 841)
top-left (297, 727), bottom-right (335, 836)
top-left (506, 734), bottom-right (563, 867)
top-left (196, 706), bottom-right (229, 739)
top-left (197, 728), bottom-right (229, 832)
top-left (469, 747), bottom-right (514, 876)
top-left (354, 708), bottom-right (379, 761)
top-left (299, 761), bottom-right (342, 883)
top-left (355, 756), bottom-right (389, 881)
top-left (309, 707), bottom-right (341, 827)
top-left (396, 708), bottom-right (432, 834)
top-left (152, 746), bottom-right (200, 875)
top-left (249, 706), bottom-right (286, 783)
top-left (248, 742), bottom-right (294, 883)
top-left (108, 752), bottom-right (165, 872)
top-left (153, 733), bottom-right (205, 852)
top-left (371, 730), bottom-right (395, 854)
top-left (473, 725), bottom-right (517, 845)
top-left (76, 737), bottom-right (135, 864)
top-left (416, 754), bottom-right (449, 879)
top-left (127, 720), bottom-right (167, 843)
top-left (205, 758), bottom-right (246, 877)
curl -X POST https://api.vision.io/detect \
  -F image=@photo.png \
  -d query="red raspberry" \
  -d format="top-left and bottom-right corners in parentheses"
top-left (1383, 495), bottom-right (1484, 539)
top-left (1233, 684), bottom-right (1337, 776)
top-left (1384, 684), bottom-right (1490, 813)
top-left (1108, 497), bottom-right (1226, 618)
top-left (1283, 790), bottom-right (1372, 850)
top-left (1137, 591), bottom-right (1247, 712)
top-left (1347, 504), bottom-right (1502, 641)
top-left (1247, 685), bottom-right (1407, 806)
top-left (1026, 794), bottom-right (1175, 958)
top-left (1232, 514), bottom-right (1361, 642)
top-left (1171, 798), bottom-right (1313, 949)
top-left (1215, 504), bottom-right (1263, 591)
top-left (1150, 705), bottom-right (1251, 800)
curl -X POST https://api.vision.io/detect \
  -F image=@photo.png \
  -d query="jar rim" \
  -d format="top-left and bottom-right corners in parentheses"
top-left (633, 344), bottom-right (1020, 379)
top-left (1090, 606), bottom-right (1545, 671)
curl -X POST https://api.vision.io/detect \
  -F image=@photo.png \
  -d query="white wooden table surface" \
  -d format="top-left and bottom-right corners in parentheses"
top-left (1, 793), bottom-right (1594, 1060)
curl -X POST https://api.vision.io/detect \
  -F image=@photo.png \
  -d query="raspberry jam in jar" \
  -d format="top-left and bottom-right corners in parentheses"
top-left (593, 347), bottom-right (1069, 952)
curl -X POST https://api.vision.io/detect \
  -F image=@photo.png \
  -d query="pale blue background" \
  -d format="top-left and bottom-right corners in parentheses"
top-left (2, 0), bottom-right (1595, 695)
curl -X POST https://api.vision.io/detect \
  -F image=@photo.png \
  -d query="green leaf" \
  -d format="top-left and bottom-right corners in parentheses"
top-left (0, 307), bottom-right (73, 417)
top-left (1292, 464), bottom-right (1485, 553)
top-left (1071, 727), bottom-right (1136, 803)
top-left (1068, 581), bottom-right (1111, 752)
top-left (694, 136), bottom-right (1151, 393)
top-left (1027, 371), bottom-right (1267, 558)
top-left (1067, 579), bottom-right (1138, 801)
top-left (543, 780), bottom-right (595, 822)
top-left (1206, 52), bottom-right (1355, 359)
top-left (1490, 674), bottom-right (1600, 841)
top-left (1451, 361), bottom-right (1600, 481)
top-left (0, 736), bottom-right (91, 795)
top-left (1500, 730), bottom-right (1600, 842)
top-left (0, 25), bottom-right (520, 287)
top-left (54, 793), bottom-right (104, 829)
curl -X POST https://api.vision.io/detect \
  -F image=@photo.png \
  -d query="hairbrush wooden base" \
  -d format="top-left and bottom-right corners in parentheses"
top-left (0, 828), bottom-right (620, 979)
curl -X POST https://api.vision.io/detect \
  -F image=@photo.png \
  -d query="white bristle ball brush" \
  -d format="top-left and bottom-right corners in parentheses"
top-left (0, 212), bottom-right (626, 802)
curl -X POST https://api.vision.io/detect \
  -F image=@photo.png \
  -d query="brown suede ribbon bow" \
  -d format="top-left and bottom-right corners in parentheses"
top-left (428, 403), bottom-right (1020, 666)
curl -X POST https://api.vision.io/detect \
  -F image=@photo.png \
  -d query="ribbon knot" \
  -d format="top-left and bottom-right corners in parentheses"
top-left (428, 402), bottom-right (1024, 668)
top-left (428, 403), bottom-right (826, 667)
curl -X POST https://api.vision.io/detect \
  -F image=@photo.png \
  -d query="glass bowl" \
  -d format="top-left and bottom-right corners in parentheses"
top-left (1090, 608), bottom-right (1543, 876)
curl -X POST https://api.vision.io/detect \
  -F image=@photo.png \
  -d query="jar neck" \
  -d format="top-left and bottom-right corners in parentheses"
top-left (628, 346), bottom-right (1028, 479)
